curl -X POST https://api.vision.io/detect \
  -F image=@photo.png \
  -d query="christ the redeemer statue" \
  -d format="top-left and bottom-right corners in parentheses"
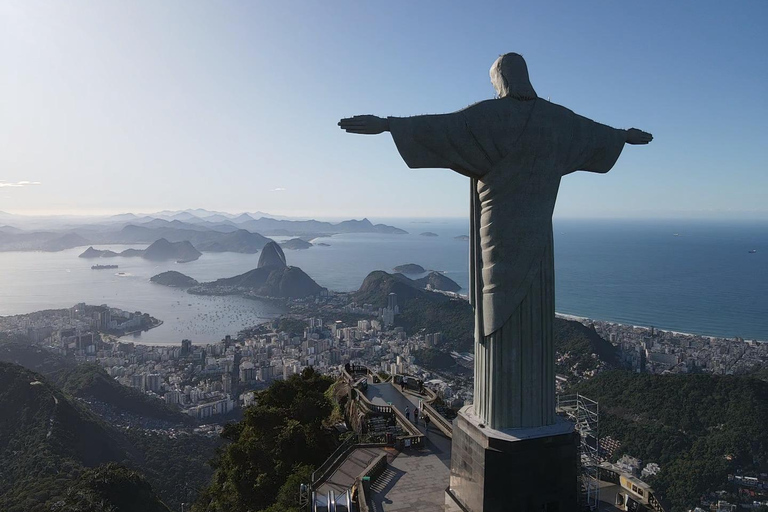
top-left (339, 53), bottom-right (652, 431)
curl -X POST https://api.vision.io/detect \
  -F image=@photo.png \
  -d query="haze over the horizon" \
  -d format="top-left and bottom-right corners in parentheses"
top-left (1, 1), bottom-right (766, 219)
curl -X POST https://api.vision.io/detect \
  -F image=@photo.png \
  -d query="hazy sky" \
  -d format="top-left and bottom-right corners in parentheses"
top-left (1, 1), bottom-right (766, 219)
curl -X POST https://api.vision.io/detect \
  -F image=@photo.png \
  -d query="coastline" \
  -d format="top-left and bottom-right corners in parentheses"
top-left (555, 312), bottom-right (767, 344)
top-left (117, 319), bottom-right (164, 338)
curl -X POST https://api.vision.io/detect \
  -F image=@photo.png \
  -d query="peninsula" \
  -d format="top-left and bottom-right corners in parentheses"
top-left (150, 242), bottom-right (325, 299)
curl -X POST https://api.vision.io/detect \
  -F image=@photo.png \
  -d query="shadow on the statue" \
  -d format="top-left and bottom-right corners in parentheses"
top-left (368, 464), bottom-right (407, 512)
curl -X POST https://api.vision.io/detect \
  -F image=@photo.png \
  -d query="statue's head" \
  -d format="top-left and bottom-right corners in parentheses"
top-left (490, 53), bottom-right (537, 101)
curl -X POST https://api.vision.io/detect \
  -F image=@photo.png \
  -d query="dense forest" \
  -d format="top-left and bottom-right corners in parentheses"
top-left (193, 368), bottom-right (341, 512)
top-left (573, 371), bottom-right (768, 511)
top-left (50, 463), bottom-right (171, 512)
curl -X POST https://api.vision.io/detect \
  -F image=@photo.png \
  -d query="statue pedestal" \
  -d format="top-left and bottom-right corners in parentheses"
top-left (445, 405), bottom-right (578, 512)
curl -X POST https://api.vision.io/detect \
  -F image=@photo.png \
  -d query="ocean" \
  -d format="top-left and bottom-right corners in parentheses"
top-left (0, 218), bottom-right (765, 344)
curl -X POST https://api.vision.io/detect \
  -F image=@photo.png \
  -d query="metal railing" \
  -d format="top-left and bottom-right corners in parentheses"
top-left (421, 401), bottom-right (453, 438)
top-left (310, 433), bottom-right (359, 487)
top-left (393, 377), bottom-right (453, 438)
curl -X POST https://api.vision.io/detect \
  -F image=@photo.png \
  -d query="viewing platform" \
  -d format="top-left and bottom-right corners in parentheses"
top-left (309, 365), bottom-right (455, 511)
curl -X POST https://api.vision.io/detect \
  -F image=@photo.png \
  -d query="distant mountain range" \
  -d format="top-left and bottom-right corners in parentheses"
top-left (0, 209), bottom-right (407, 252)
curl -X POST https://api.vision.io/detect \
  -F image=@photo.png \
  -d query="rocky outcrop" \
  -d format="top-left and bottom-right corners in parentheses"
top-left (142, 239), bottom-right (201, 262)
top-left (413, 271), bottom-right (462, 292)
top-left (393, 263), bottom-right (426, 274)
top-left (281, 238), bottom-right (313, 250)
top-left (150, 271), bottom-right (199, 288)
top-left (257, 241), bottom-right (287, 268)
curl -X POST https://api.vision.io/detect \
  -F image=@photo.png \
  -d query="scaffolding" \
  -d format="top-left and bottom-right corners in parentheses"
top-left (557, 393), bottom-right (600, 510)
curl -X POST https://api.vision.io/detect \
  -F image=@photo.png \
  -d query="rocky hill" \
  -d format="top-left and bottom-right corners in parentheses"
top-left (143, 238), bottom-right (201, 262)
top-left (419, 231), bottom-right (438, 237)
top-left (79, 246), bottom-right (120, 258)
top-left (393, 263), bottom-right (426, 274)
top-left (413, 271), bottom-right (462, 292)
top-left (0, 340), bottom-right (218, 511)
top-left (150, 242), bottom-right (324, 299)
top-left (354, 271), bottom-right (619, 369)
top-left (150, 270), bottom-right (200, 288)
top-left (0, 340), bottom-right (190, 424)
top-left (59, 363), bottom-right (192, 424)
top-left (79, 238), bottom-right (202, 262)
top-left (355, 270), bottom-right (438, 307)
top-left (198, 265), bottom-right (324, 299)
top-left (0, 362), bottom-right (137, 510)
top-left (54, 463), bottom-right (171, 512)
top-left (258, 241), bottom-right (287, 268)
top-left (281, 237), bottom-right (313, 250)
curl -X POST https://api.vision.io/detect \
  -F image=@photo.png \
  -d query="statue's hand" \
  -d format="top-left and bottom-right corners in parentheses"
top-left (338, 115), bottom-right (389, 135)
top-left (625, 128), bottom-right (653, 145)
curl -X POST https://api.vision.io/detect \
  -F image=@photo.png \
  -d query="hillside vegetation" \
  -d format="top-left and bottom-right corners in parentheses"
top-left (355, 271), bottom-right (618, 373)
top-left (0, 362), bottom-right (136, 511)
top-left (0, 343), bottom-right (218, 511)
top-left (60, 363), bottom-right (191, 424)
top-left (193, 368), bottom-right (340, 512)
top-left (573, 371), bottom-right (768, 511)
top-left (52, 463), bottom-right (171, 512)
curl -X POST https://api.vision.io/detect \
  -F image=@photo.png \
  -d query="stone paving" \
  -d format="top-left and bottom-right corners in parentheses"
top-left (369, 448), bottom-right (450, 512)
top-left (360, 381), bottom-right (453, 510)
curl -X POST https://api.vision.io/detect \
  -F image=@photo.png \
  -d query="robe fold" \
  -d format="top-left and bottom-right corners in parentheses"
top-left (389, 97), bottom-right (625, 429)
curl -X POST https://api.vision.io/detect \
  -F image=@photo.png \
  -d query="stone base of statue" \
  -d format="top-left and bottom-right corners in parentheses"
top-left (444, 405), bottom-right (578, 512)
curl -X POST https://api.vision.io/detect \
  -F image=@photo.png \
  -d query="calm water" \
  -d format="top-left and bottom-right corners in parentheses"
top-left (0, 219), bottom-right (765, 343)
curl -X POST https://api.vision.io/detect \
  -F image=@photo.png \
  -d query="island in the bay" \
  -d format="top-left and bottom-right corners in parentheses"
top-left (280, 237), bottom-right (313, 250)
top-left (80, 238), bottom-right (202, 263)
top-left (393, 263), bottom-right (426, 274)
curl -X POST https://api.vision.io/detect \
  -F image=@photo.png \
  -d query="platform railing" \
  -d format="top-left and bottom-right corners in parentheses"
top-left (310, 433), bottom-right (359, 487)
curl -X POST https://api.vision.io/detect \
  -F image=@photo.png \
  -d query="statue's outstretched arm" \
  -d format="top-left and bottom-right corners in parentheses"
top-left (625, 128), bottom-right (653, 145)
top-left (338, 115), bottom-right (389, 135)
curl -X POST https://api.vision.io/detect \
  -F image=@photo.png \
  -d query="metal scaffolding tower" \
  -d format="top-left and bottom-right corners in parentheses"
top-left (557, 393), bottom-right (600, 510)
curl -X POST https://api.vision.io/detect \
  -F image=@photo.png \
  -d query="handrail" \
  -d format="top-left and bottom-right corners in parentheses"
top-left (356, 453), bottom-right (388, 512)
top-left (421, 400), bottom-right (453, 438)
top-left (355, 384), bottom-right (424, 448)
top-left (311, 433), bottom-right (359, 486)
top-left (393, 380), bottom-right (453, 438)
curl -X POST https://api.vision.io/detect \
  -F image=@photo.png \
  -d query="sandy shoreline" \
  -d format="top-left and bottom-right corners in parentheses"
top-left (555, 312), bottom-right (767, 344)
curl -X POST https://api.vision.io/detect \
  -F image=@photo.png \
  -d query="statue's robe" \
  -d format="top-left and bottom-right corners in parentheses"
top-left (388, 98), bottom-right (625, 429)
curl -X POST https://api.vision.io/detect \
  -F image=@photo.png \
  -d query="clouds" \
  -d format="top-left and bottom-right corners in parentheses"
top-left (0, 181), bottom-right (42, 188)
top-left (270, 187), bottom-right (287, 192)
